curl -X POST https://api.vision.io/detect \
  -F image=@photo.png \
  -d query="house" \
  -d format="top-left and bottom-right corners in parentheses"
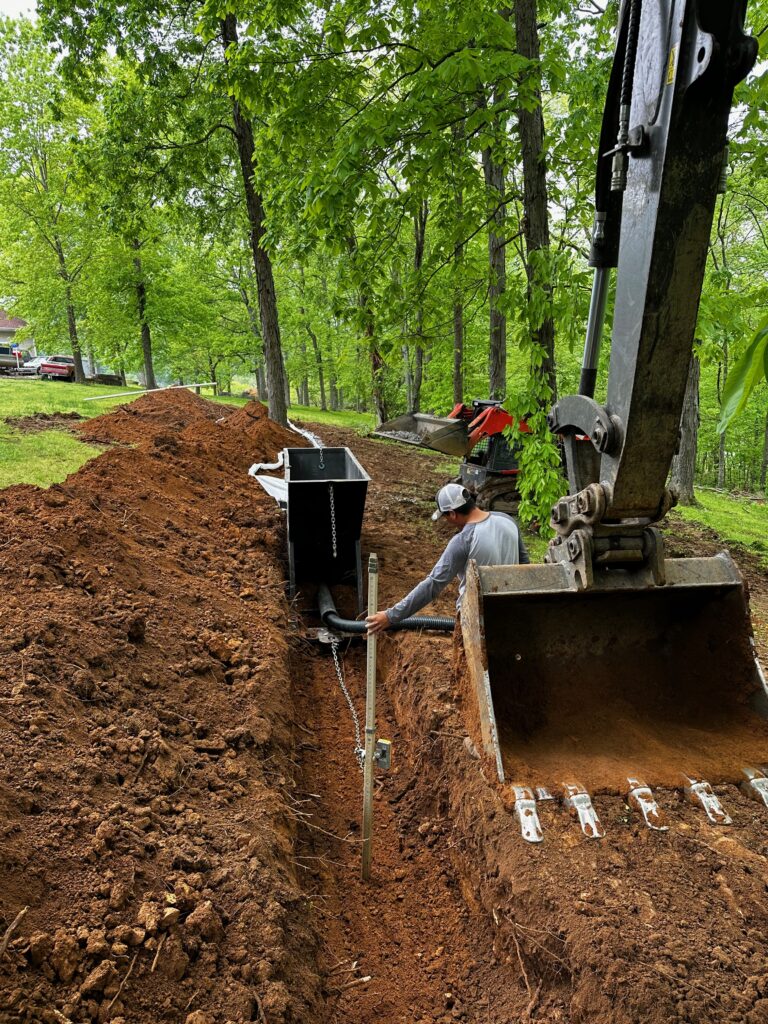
top-left (0, 311), bottom-right (36, 358)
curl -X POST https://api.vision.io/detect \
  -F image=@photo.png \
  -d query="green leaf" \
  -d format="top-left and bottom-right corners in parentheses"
top-left (717, 321), bottom-right (768, 433)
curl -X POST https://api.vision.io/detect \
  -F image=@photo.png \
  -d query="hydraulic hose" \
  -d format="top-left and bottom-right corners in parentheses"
top-left (317, 584), bottom-right (454, 634)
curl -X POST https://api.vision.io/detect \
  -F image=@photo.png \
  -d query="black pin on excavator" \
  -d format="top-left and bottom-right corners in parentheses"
top-left (461, 0), bottom-right (768, 819)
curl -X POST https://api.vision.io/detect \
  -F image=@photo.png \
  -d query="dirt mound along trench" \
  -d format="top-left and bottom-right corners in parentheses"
top-left (0, 393), bottom-right (320, 1024)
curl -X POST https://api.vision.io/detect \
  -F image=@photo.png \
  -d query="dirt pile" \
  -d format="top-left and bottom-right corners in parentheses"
top-left (0, 393), bottom-right (317, 1023)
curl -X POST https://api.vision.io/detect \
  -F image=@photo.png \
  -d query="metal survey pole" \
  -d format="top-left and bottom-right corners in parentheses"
top-left (361, 553), bottom-right (378, 881)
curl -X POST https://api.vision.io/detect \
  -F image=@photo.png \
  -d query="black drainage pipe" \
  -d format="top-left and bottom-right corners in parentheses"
top-left (317, 584), bottom-right (454, 634)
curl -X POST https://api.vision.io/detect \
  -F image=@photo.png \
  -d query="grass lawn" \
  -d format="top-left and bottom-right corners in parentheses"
top-left (0, 378), bottom-right (147, 419)
top-left (286, 403), bottom-right (375, 431)
top-left (0, 428), bottom-right (105, 489)
top-left (212, 396), bottom-right (376, 432)
top-left (0, 379), bottom-right (149, 489)
top-left (675, 487), bottom-right (768, 566)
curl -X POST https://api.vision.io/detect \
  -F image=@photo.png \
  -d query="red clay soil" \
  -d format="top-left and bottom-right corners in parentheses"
top-left (3, 402), bottom-right (768, 1024)
top-left (313, 425), bottom-right (768, 1024)
top-left (0, 394), bottom-right (319, 1024)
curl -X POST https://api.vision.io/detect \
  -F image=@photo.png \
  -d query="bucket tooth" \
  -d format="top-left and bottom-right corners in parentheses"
top-left (511, 785), bottom-right (543, 844)
top-left (741, 767), bottom-right (768, 809)
top-left (535, 786), bottom-right (554, 802)
top-left (562, 782), bottom-right (605, 839)
top-left (682, 775), bottom-right (732, 825)
top-left (625, 776), bottom-right (669, 831)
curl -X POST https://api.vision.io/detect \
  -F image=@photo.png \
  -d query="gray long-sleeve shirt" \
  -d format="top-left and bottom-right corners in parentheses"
top-left (386, 511), bottom-right (530, 624)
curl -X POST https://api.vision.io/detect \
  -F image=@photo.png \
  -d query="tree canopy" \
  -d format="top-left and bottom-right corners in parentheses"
top-left (1, 1), bottom-right (767, 515)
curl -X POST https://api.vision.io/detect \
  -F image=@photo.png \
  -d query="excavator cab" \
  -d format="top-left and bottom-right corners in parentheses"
top-left (461, 1), bottom-right (768, 802)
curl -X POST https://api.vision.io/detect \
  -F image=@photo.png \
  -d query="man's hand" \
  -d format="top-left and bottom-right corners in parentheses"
top-left (366, 611), bottom-right (392, 634)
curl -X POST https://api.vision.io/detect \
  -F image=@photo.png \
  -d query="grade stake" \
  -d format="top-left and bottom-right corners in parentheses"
top-left (361, 553), bottom-right (378, 880)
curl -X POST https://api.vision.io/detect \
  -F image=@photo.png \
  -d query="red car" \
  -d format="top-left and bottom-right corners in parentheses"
top-left (39, 355), bottom-right (76, 380)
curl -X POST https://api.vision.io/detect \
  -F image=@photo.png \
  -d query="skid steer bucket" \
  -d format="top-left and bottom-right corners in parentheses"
top-left (461, 553), bottom-right (768, 791)
top-left (372, 412), bottom-right (470, 457)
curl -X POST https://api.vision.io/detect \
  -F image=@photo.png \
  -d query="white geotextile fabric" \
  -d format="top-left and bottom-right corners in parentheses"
top-left (248, 419), bottom-right (326, 507)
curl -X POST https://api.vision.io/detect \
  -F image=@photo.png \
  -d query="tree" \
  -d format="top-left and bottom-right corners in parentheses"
top-left (671, 352), bottom-right (701, 505)
top-left (0, 18), bottom-right (94, 380)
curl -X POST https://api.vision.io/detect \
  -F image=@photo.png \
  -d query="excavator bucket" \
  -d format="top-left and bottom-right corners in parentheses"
top-left (461, 554), bottom-right (768, 792)
top-left (372, 412), bottom-right (471, 457)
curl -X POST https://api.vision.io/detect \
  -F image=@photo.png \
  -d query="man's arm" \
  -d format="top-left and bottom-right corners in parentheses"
top-left (367, 531), bottom-right (470, 633)
top-left (518, 533), bottom-right (531, 564)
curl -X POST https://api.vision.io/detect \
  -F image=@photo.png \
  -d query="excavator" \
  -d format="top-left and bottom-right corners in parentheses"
top-left (374, 399), bottom-right (529, 513)
top-left (458, 0), bottom-right (768, 838)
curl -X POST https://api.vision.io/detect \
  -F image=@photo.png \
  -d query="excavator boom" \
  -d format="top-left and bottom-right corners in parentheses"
top-left (462, 0), bottom-right (768, 805)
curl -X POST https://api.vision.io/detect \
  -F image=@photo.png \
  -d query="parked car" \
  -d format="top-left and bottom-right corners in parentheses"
top-left (11, 355), bottom-right (47, 377)
top-left (39, 355), bottom-right (76, 381)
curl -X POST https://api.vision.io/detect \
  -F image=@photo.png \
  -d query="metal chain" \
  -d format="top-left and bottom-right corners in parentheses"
top-left (318, 447), bottom-right (325, 470)
top-left (328, 483), bottom-right (338, 558)
top-left (330, 637), bottom-right (364, 770)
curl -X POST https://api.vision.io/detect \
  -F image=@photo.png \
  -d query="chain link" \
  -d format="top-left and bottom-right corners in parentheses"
top-left (330, 637), bottom-right (364, 770)
top-left (318, 447), bottom-right (325, 471)
top-left (328, 483), bottom-right (338, 558)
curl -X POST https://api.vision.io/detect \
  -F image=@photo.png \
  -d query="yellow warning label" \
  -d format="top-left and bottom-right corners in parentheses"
top-left (667, 44), bottom-right (678, 85)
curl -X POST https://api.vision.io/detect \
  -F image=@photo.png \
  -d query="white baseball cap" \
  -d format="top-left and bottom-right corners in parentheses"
top-left (432, 483), bottom-right (471, 521)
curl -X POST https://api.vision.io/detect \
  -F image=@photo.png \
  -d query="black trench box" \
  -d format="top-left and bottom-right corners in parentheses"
top-left (284, 447), bottom-right (370, 610)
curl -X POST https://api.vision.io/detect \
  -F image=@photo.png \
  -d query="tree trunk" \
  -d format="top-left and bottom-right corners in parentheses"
top-left (298, 269), bottom-right (327, 410)
top-left (670, 352), bottom-right (700, 505)
top-left (238, 281), bottom-right (266, 398)
top-left (482, 140), bottom-right (506, 399)
top-left (347, 233), bottom-right (388, 423)
top-left (54, 238), bottom-right (85, 383)
top-left (403, 344), bottom-right (414, 410)
top-left (451, 121), bottom-right (466, 405)
top-left (132, 241), bottom-right (157, 390)
top-left (367, 315), bottom-right (388, 424)
top-left (299, 333), bottom-right (310, 406)
top-left (306, 325), bottom-right (326, 410)
top-left (515, 0), bottom-right (557, 404)
top-left (718, 431), bottom-right (726, 489)
top-left (453, 298), bottom-right (464, 405)
top-left (282, 353), bottom-right (290, 408)
top-left (414, 347), bottom-right (424, 411)
top-left (716, 349), bottom-right (728, 489)
top-left (760, 408), bottom-right (768, 492)
top-left (412, 200), bottom-right (428, 411)
top-left (208, 356), bottom-right (218, 394)
top-left (221, 14), bottom-right (287, 425)
top-left (329, 368), bottom-right (339, 411)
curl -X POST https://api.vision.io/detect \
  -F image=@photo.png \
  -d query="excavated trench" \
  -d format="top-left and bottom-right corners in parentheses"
top-left (2, 397), bottom-right (768, 1024)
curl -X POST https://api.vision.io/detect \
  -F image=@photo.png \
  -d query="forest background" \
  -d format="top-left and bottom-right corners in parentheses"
top-left (1, 0), bottom-right (767, 529)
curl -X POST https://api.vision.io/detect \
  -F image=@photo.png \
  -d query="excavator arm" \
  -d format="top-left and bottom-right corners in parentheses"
top-left (548, 0), bottom-right (757, 584)
top-left (460, 2), bottom-right (768, 807)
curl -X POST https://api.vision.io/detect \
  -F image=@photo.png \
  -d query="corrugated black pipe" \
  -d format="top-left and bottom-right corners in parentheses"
top-left (317, 584), bottom-right (454, 634)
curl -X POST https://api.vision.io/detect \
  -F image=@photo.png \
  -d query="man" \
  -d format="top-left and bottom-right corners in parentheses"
top-left (366, 482), bottom-right (530, 633)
